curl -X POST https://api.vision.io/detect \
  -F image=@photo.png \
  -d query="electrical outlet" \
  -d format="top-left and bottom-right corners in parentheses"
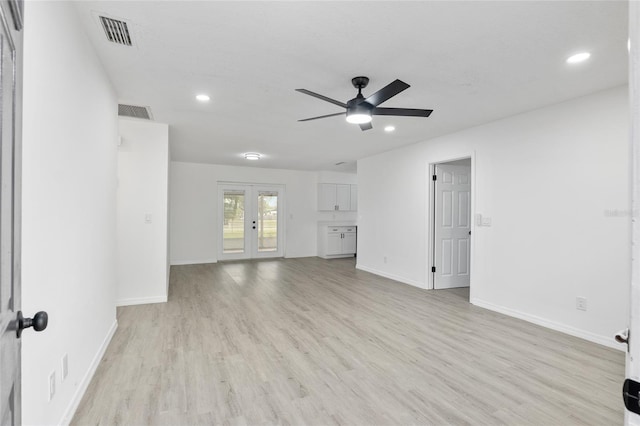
top-left (576, 297), bottom-right (587, 311)
top-left (62, 354), bottom-right (68, 381)
top-left (383, 256), bottom-right (388, 264)
top-left (48, 371), bottom-right (56, 401)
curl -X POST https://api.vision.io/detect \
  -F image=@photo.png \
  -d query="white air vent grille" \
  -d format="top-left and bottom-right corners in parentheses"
top-left (118, 104), bottom-right (152, 120)
top-left (100, 16), bottom-right (132, 46)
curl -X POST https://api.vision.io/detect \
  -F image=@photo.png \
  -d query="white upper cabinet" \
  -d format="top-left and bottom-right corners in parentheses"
top-left (336, 185), bottom-right (350, 211)
top-left (318, 183), bottom-right (357, 211)
top-left (350, 185), bottom-right (357, 211)
top-left (318, 183), bottom-right (337, 211)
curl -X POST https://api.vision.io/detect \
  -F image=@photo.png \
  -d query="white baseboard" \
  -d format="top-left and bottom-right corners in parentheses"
top-left (60, 319), bottom-right (118, 425)
top-left (356, 264), bottom-right (426, 289)
top-left (470, 297), bottom-right (625, 351)
top-left (170, 258), bottom-right (217, 266)
top-left (115, 296), bottom-right (167, 307)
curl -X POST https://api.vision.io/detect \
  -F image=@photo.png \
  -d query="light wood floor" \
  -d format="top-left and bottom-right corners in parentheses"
top-left (72, 257), bottom-right (624, 425)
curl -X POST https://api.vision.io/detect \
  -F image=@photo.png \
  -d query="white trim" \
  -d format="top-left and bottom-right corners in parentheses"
top-left (115, 296), bottom-right (167, 307)
top-left (170, 258), bottom-right (217, 266)
top-left (471, 297), bottom-right (625, 351)
top-left (356, 263), bottom-right (426, 289)
top-left (628, 2), bottom-right (640, 424)
top-left (426, 151), bottom-right (476, 293)
top-left (59, 319), bottom-right (118, 426)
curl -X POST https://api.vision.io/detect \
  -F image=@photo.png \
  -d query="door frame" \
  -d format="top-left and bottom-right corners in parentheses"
top-left (217, 182), bottom-right (286, 261)
top-left (426, 151), bottom-right (476, 293)
top-left (626, 1), bottom-right (639, 425)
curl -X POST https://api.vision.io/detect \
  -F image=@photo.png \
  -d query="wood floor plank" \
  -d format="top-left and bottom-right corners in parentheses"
top-left (72, 257), bottom-right (625, 425)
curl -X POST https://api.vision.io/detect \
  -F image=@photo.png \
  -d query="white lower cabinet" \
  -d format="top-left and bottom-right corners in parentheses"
top-left (319, 225), bottom-right (357, 259)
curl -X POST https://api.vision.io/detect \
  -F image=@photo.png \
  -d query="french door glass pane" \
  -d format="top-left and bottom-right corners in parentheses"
top-left (258, 191), bottom-right (277, 252)
top-left (223, 191), bottom-right (245, 254)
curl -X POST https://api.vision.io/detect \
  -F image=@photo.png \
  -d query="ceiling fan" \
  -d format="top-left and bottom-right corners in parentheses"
top-left (296, 76), bottom-right (433, 131)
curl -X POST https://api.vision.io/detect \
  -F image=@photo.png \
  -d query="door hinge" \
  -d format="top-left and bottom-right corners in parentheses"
top-left (431, 266), bottom-right (436, 273)
top-left (432, 175), bottom-right (437, 181)
top-left (623, 379), bottom-right (640, 415)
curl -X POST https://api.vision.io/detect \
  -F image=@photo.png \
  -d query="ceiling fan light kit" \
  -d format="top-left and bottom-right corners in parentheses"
top-left (296, 76), bottom-right (433, 131)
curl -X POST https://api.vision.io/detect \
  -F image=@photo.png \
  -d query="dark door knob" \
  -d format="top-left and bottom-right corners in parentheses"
top-left (16, 311), bottom-right (48, 338)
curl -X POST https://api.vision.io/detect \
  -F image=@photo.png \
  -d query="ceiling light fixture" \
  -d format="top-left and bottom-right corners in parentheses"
top-left (566, 52), bottom-right (591, 64)
top-left (346, 113), bottom-right (372, 124)
top-left (345, 100), bottom-right (372, 124)
top-left (244, 152), bottom-right (261, 160)
top-left (196, 94), bottom-right (210, 102)
top-left (384, 125), bottom-right (395, 132)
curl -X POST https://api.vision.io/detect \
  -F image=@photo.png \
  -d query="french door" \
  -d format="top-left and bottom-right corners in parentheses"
top-left (218, 184), bottom-right (285, 260)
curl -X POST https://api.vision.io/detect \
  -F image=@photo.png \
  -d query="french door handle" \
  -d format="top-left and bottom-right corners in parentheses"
top-left (16, 311), bottom-right (48, 338)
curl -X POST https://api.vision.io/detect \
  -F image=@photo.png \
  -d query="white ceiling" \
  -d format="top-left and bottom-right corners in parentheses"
top-left (75, 1), bottom-right (628, 172)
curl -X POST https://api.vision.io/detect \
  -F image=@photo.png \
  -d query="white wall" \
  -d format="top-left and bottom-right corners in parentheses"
top-left (21, 2), bottom-right (118, 424)
top-left (117, 119), bottom-right (169, 306)
top-left (170, 163), bottom-right (356, 264)
top-left (357, 86), bottom-right (629, 349)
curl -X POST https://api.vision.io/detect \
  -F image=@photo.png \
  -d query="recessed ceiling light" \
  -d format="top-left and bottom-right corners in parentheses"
top-left (384, 125), bottom-right (396, 132)
top-left (244, 152), bottom-right (261, 160)
top-left (566, 52), bottom-right (591, 64)
top-left (196, 94), bottom-right (210, 102)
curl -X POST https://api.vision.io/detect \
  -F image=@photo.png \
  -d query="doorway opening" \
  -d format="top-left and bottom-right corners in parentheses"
top-left (218, 183), bottom-right (285, 261)
top-left (429, 157), bottom-right (472, 298)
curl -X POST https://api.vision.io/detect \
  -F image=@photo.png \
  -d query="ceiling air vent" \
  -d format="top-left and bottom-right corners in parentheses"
top-left (118, 104), bottom-right (152, 120)
top-left (99, 16), bottom-right (132, 46)
top-left (335, 161), bottom-right (346, 166)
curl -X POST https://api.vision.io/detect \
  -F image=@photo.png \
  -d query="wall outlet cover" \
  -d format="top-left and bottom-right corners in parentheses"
top-left (48, 371), bottom-right (56, 401)
top-left (62, 354), bottom-right (68, 381)
top-left (576, 297), bottom-right (588, 311)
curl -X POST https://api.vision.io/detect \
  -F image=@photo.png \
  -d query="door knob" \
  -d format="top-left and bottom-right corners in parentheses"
top-left (616, 328), bottom-right (630, 348)
top-left (16, 311), bottom-right (48, 338)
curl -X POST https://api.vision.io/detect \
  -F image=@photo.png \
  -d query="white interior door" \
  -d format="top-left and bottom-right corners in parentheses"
top-left (1, 2), bottom-right (23, 424)
top-left (625, 2), bottom-right (640, 425)
top-left (219, 184), bottom-right (284, 260)
top-left (434, 163), bottom-right (471, 289)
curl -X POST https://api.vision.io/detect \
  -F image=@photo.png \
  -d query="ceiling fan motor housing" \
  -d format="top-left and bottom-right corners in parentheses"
top-left (346, 96), bottom-right (372, 123)
top-left (347, 97), bottom-right (371, 112)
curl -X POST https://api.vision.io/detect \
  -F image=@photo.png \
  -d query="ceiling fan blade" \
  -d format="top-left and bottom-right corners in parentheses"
top-left (359, 122), bottom-right (373, 131)
top-left (298, 112), bottom-right (345, 122)
top-left (364, 79), bottom-right (410, 107)
top-left (295, 89), bottom-right (348, 108)
top-left (372, 107), bottom-right (433, 117)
